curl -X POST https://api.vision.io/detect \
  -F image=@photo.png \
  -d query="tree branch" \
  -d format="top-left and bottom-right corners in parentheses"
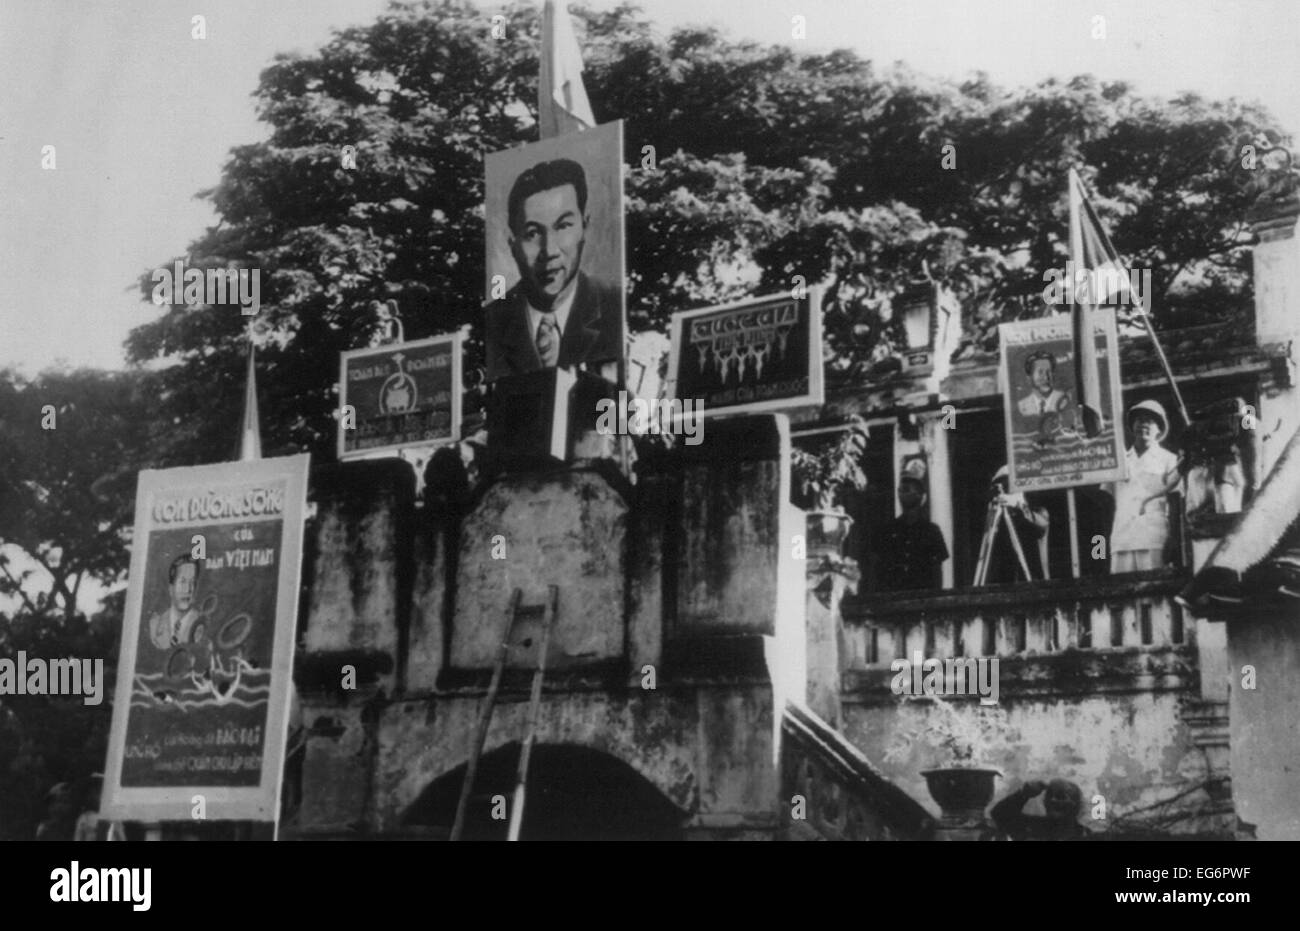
top-left (0, 555), bottom-right (41, 617)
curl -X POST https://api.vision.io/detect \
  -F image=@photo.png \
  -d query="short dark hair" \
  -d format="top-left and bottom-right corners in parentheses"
top-left (1023, 351), bottom-right (1056, 376)
top-left (1046, 778), bottom-right (1083, 815)
top-left (168, 554), bottom-right (201, 585)
top-left (507, 158), bottom-right (588, 234)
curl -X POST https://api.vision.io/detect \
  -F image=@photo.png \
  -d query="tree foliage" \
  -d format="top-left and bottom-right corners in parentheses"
top-left (0, 368), bottom-right (154, 621)
top-left (0, 368), bottom-right (144, 837)
top-left (121, 0), bottom-right (1294, 465)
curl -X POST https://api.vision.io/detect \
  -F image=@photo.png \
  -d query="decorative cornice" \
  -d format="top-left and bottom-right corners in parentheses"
top-left (1246, 194), bottom-right (1300, 242)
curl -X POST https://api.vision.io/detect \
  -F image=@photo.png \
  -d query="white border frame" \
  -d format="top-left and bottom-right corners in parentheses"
top-left (337, 333), bottom-right (463, 461)
top-left (101, 454), bottom-right (310, 824)
top-left (665, 287), bottom-right (824, 417)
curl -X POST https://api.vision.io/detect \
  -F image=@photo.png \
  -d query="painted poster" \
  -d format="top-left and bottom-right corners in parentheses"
top-left (999, 310), bottom-right (1126, 492)
top-left (101, 454), bottom-right (310, 823)
top-left (338, 333), bottom-right (462, 460)
top-left (483, 120), bottom-right (625, 382)
top-left (665, 288), bottom-right (824, 417)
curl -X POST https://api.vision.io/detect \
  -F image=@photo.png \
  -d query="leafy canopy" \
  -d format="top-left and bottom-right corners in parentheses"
top-left (125, 0), bottom-right (1293, 465)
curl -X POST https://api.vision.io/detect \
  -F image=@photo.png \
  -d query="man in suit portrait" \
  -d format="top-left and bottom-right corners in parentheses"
top-left (1016, 350), bottom-right (1070, 419)
top-left (148, 554), bottom-right (203, 650)
top-left (485, 157), bottom-right (623, 381)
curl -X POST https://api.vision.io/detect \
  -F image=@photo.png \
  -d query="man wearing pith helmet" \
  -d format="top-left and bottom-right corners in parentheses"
top-left (1109, 399), bottom-right (1181, 573)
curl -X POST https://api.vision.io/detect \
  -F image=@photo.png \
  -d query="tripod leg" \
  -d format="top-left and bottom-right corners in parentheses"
top-left (973, 503), bottom-right (999, 586)
top-left (1000, 507), bottom-right (1035, 581)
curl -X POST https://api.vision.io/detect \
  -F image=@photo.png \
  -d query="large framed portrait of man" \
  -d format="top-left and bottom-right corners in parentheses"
top-left (100, 454), bottom-right (310, 824)
top-left (998, 310), bottom-right (1126, 492)
top-left (483, 120), bottom-right (625, 382)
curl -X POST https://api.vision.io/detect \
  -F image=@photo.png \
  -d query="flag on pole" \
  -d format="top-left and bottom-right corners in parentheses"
top-left (238, 342), bottom-right (262, 461)
top-left (1067, 168), bottom-right (1191, 433)
top-left (538, 0), bottom-right (595, 139)
top-left (1068, 168), bottom-right (1121, 438)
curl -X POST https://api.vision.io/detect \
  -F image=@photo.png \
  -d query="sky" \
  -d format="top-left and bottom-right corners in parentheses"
top-left (1, 0), bottom-right (1298, 376)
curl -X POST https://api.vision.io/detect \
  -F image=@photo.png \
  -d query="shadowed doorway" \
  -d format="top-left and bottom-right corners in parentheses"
top-left (404, 743), bottom-right (688, 840)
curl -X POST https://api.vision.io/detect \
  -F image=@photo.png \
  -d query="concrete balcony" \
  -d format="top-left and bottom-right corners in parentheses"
top-left (843, 570), bottom-right (1197, 699)
top-left (834, 569), bottom-right (1234, 837)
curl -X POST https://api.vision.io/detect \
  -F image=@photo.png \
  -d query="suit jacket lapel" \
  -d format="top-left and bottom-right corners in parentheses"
top-left (500, 290), bottom-right (542, 373)
top-left (560, 273), bottom-right (601, 366)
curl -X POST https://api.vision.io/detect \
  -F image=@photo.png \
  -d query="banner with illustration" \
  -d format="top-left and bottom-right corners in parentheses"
top-left (101, 455), bottom-right (309, 823)
top-left (338, 333), bottom-right (462, 459)
top-left (999, 310), bottom-right (1126, 492)
top-left (665, 289), bottom-right (824, 416)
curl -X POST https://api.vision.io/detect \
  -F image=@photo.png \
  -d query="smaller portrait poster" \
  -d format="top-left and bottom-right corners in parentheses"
top-left (337, 333), bottom-right (462, 460)
top-left (483, 120), bottom-right (625, 382)
top-left (101, 454), bottom-right (310, 823)
top-left (665, 288), bottom-right (824, 417)
top-left (999, 310), bottom-right (1126, 492)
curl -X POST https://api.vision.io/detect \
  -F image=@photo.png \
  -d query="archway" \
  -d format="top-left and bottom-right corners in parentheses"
top-left (404, 743), bottom-right (687, 840)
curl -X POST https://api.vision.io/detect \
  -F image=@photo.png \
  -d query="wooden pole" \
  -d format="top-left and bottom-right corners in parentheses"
top-left (1067, 489), bottom-right (1081, 579)
top-left (507, 586), bottom-right (558, 842)
top-left (451, 589), bottom-right (521, 841)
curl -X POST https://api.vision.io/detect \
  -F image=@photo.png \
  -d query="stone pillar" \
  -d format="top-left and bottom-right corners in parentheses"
top-left (406, 446), bottom-right (471, 693)
top-left (296, 460), bottom-right (414, 835)
top-left (920, 412), bottom-right (955, 590)
top-left (1246, 195), bottom-right (1300, 479)
top-left (805, 552), bottom-right (858, 728)
top-left (628, 452), bottom-right (673, 678)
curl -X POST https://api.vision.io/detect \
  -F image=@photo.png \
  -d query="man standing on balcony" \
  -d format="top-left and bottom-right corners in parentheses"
top-left (1109, 400), bottom-right (1181, 573)
top-left (871, 459), bottom-right (949, 593)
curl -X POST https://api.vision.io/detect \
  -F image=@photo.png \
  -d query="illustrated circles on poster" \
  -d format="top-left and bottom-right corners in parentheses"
top-left (218, 613), bottom-right (253, 651)
top-left (166, 646), bottom-right (196, 680)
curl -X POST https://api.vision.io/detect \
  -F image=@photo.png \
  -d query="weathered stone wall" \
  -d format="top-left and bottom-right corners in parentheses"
top-left (451, 466), bottom-right (628, 670)
top-left (292, 415), bottom-right (803, 840)
top-left (837, 572), bottom-right (1234, 838)
top-left (843, 685), bottom-right (1229, 837)
top-left (1224, 608), bottom-right (1300, 840)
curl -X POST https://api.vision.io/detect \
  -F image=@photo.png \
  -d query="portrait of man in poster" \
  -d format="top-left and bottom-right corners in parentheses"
top-left (483, 121), bottom-right (625, 382)
top-left (147, 554), bottom-right (204, 651)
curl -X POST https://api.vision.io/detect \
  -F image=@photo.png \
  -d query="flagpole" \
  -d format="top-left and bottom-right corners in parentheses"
top-left (1068, 170), bottom-right (1104, 437)
top-left (1130, 291), bottom-right (1192, 429)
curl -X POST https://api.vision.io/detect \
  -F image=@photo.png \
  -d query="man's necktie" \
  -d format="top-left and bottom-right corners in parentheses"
top-left (536, 312), bottom-right (560, 367)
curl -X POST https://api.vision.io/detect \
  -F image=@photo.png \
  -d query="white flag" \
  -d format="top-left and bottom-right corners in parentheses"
top-left (239, 343), bottom-right (262, 461)
top-left (539, 0), bottom-right (595, 138)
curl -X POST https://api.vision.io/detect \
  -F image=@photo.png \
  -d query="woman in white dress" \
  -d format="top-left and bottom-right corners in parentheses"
top-left (1109, 400), bottom-right (1182, 573)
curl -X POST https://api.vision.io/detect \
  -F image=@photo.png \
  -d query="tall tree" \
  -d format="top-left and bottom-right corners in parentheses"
top-left (125, 0), bottom-right (1297, 465)
top-left (0, 367), bottom-right (153, 622)
top-left (0, 368), bottom-right (143, 839)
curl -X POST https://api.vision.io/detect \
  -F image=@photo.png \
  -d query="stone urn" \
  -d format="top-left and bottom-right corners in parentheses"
top-left (806, 509), bottom-right (853, 556)
top-left (920, 767), bottom-right (1001, 841)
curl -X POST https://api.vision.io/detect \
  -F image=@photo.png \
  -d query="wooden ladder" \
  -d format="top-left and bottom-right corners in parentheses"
top-left (449, 585), bottom-right (559, 842)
